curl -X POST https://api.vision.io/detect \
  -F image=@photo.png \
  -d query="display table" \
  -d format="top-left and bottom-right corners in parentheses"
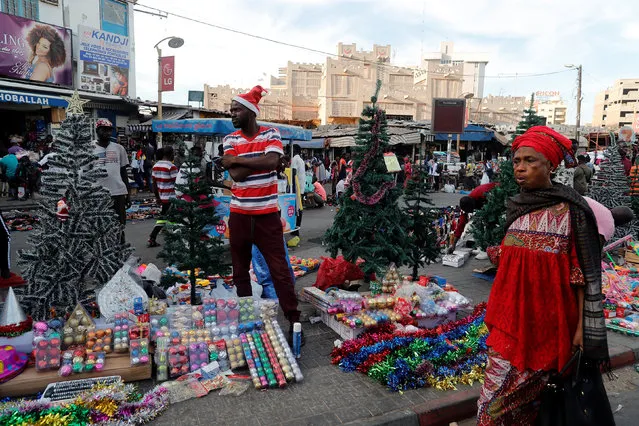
top-left (0, 352), bottom-right (151, 398)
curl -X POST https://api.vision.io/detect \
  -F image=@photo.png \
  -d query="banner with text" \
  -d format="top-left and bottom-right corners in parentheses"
top-left (0, 12), bottom-right (73, 87)
top-left (161, 56), bottom-right (175, 92)
top-left (77, 25), bottom-right (130, 96)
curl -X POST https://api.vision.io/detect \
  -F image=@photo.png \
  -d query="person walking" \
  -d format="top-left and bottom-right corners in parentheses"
top-left (221, 85), bottom-right (302, 344)
top-left (477, 126), bottom-right (612, 424)
top-left (148, 146), bottom-right (178, 247)
top-left (93, 119), bottom-right (129, 242)
top-left (573, 154), bottom-right (593, 195)
top-left (143, 140), bottom-right (156, 191)
top-left (288, 144), bottom-right (305, 247)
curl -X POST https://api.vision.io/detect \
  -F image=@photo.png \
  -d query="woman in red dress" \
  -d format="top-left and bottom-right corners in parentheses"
top-left (477, 126), bottom-right (609, 425)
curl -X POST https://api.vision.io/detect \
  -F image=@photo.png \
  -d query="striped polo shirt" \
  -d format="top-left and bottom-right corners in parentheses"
top-left (223, 126), bottom-right (284, 215)
top-left (151, 160), bottom-right (179, 203)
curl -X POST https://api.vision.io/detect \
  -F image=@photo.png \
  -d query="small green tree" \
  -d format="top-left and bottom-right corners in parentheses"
top-left (325, 82), bottom-right (410, 277)
top-left (513, 93), bottom-right (546, 140)
top-left (470, 158), bottom-right (519, 250)
top-left (158, 153), bottom-right (229, 304)
top-left (403, 162), bottom-right (439, 278)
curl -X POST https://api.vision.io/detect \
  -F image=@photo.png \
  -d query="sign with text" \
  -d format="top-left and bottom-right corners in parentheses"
top-left (432, 98), bottom-right (466, 134)
top-left (77, 25), bottom-right (130, 95)
top-left (161, 56), bottom-right (175, 92)
top-left (188, 90), bottom-right (204, 102)
top-left (0, 12), bottom-right (73, 86)
top-left (0, 89), bottom-right (67, 107)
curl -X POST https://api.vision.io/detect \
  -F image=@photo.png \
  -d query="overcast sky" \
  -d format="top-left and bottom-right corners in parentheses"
top-left (133, 0), bottom-right (639, 125)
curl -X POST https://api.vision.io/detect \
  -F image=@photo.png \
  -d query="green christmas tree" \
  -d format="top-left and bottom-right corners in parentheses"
top-left (18, 112), bottom-right (132, 320)
top-left (325, 82), bottom-right (410, 277)
top-left (403, 161), bottom-right (439, 278)
top-left (158, 153), bottom-right (229, 304)
top-left (513, 93), bottom-right (546, 140)
top-left (590, 135), bottom-right (639, 239)
top-left (470, 158), bottom-right (519, 250)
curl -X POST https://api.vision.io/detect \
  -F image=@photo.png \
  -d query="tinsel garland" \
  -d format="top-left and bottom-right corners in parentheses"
top-left (351, 108), bottom-right (396, 205)
top-left (331, 303), bottom-right (489, 391)
top-left (0, 316), bottom-right (32, 337)
top-left (0, 382), bottom-right (168, 425)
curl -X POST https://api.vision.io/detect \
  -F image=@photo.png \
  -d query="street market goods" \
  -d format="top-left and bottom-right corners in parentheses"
top-left (331, 303), bottom-right (488, 391)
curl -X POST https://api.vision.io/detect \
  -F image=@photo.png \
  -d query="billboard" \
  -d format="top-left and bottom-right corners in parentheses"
top-left (0, 12), bottom-right (73, 86)
top-left (432, 98), bottom-right (466, 134)
top-left (77, 25), bottom-right (130, 95)
top-left (188, 90), bottom-right (204, 102)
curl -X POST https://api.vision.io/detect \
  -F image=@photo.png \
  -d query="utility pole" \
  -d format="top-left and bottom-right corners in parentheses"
top-left (576, 65), bottom-right (582, 141)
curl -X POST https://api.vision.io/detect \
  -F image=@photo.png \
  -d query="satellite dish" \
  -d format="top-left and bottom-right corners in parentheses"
top-left (168, 37), bottom-right (184, 48)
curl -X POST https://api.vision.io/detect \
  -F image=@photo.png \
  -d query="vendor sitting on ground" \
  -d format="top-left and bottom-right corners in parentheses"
top-left (309, 176), bottom-right (326, 208)
top-left (448, 182), bottom-right (498, 255)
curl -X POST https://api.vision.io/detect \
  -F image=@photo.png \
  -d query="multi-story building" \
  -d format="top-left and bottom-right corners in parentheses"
top-left (206, 41), bottom-right (489, 126)
top-left (0, 0), bottom-right (138, 143)
top-left (468, 95), bottom-right (528, 127)
top-left (536, 98), bottom-right (567, 125)
top-left (592, 79), bottom-right (639, 129)
top-left (420, 41), bottom-right (489, 99)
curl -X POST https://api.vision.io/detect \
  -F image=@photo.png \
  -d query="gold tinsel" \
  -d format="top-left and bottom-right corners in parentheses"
top-left (35, 413), bottom-right (71, 426)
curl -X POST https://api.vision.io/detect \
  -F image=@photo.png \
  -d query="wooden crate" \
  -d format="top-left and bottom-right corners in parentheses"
top-left (626, 249), bottom-right (639, 265)
top-left (0, 352), bottom-right (151, 398)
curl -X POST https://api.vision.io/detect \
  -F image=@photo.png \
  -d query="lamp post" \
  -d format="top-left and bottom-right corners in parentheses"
top-left (154, 36), bottom-right (184, 148)
top-left (565, 64), bottom-right (582, 141)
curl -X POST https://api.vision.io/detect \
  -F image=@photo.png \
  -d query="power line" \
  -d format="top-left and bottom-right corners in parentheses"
top-left (134, 2), bottom-right (572, 80)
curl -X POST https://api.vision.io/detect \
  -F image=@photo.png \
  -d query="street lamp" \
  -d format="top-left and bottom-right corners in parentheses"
top-left (565, 64), bottom-right (582, 141)
top-left (154, 36), bottom-right (184, 147)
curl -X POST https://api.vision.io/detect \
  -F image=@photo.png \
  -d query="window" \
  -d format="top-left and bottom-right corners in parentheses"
top-left (101, 0), bottom-right (128, 36)
top-left (1, 0), bottom-right (39, 19)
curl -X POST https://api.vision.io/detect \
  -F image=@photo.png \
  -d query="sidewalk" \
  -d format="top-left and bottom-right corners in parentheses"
top-left (0, 191), bottom-right (154, 213)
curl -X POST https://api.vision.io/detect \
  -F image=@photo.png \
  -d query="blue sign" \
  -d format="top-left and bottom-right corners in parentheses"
top-left (152, 118), bottom-right (312, 141)
top-left (0, 90), bottom-right (67, 107)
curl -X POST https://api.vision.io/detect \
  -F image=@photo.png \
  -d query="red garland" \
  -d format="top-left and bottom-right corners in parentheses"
top-left (351, 108), bottom-right (397, 205)
top-left (357, 349), bottom-right (391, 374)
top-left (331, 303), bottom-right (487, 364)
top-left (0, 316), bottom-right (33, 337)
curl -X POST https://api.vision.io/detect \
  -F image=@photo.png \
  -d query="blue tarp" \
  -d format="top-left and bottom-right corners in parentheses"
top-left (434, 124), bottom-right (495, 142)
top-left (151, 118), bottom-right (312, 141)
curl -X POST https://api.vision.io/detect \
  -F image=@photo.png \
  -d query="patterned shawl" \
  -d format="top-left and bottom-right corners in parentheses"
top-left (505, 183), bottom-right (609, 366)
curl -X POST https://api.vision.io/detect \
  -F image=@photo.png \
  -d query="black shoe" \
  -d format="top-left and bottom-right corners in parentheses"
top-left (288, 326), bottom-right (306, 347)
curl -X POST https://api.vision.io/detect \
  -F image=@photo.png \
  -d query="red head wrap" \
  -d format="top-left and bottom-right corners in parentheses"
top-left (512, 126), bottom-right (576, 169)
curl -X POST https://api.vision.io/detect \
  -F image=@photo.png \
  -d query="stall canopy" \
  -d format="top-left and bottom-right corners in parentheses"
top-left (434, 124), bottom-right (499, 143)
top-left (151, 118), bottom-right (312, 141)
top-left (313, 120), bottom-right (431, 148)
top-left (128, 109), bottom-right (189, 132)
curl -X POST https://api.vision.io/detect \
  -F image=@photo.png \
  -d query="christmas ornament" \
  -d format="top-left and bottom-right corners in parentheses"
top-left (61, 90), bottom-right (89, 115)
top-left (0, 287), bottom-right (32, 337)
top-left (56, 197), bottom-right (69, 221)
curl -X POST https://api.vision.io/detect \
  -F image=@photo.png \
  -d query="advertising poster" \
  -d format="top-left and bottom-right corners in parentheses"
top-left (0, 12), bottom-right (73, 86)
top-left (207, 194), bottom-right (298, 243)
top-left (160, 56), bottom-right (174, 92)
top-left (77, 25), bottom-right (130, 95)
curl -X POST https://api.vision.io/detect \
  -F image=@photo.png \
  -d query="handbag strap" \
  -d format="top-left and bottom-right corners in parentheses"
top-left (559, 349), bottom-right (582, 377)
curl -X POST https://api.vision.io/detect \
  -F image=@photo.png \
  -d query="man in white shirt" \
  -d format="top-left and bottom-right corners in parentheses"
top-left (93, 119), bottom-right (129, 242)
top-left (288, 144), bottom-right (305, 246)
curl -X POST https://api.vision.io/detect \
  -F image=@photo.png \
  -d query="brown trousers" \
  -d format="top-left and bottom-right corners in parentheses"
top-left (229, 212), bottom-right (300, 323)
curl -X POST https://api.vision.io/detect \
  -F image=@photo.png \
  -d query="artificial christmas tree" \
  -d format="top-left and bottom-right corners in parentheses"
top-left (590, 135), bottom-right (639, 239)
top-left (158, 153), bottom-right (229, 305)
top-left (513, 93), bottom-right (546, 140)
top-left (403, 161), bottom-right (439, 278)
top-left (470, 159), bottom-right (519, 250)
top-left (18, 99), bottom-right (131, 320)
top-left (325, 82), bottom-right (410, 277)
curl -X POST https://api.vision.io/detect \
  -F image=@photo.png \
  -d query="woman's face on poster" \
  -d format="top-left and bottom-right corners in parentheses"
top-left (35, 37), bottom-right (51, 58)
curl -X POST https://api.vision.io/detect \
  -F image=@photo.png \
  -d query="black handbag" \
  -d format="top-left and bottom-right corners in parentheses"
top-left (536, 349), bottom-right (616, 426)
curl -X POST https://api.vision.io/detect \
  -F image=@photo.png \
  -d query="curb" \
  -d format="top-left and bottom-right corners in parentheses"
top-left (409, 346), bottom-right (637, 426)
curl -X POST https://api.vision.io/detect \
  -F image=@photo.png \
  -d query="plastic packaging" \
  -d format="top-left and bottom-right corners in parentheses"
top-left (292, 322), bottom-right (302, 359)
top-left (130, 339), bottom-right (150, 366)
top-left (34, 336), bottom-right (61, 371)
top-left (85, 328), bottom-right (113, 353)
top-left (113, 313), bottom-right (130, 352)
top-left (188, 342), bottom-right (209, 372)
top-left (156, 337), bottom-right (169, 382)
top-left (208, 339), bottom-right (230, 371)
top-left (168, 344), bottom-right (190, 378)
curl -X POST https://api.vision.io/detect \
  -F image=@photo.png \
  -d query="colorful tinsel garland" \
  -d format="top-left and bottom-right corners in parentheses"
top-left (0, 316), bottom-right (33, 338)
top-left (0, 382), bottom-right (168, 425)
top-left (331, 303), bottom-right (488, 391)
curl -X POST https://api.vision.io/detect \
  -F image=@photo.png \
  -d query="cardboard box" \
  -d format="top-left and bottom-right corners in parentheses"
top-left (442, 254), bottom-right (465, 268)
top-left (320, 311), bottom-right (365, 341)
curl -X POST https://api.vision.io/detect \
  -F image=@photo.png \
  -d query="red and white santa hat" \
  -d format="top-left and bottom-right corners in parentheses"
top-left (232, 85), bottom-right (268, 116)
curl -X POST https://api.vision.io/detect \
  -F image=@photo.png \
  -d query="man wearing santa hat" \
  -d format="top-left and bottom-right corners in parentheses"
top-left (221, 86), bottom-right (303, 344)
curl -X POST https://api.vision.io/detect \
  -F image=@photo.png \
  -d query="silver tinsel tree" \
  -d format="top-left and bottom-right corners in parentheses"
top-left (590, 135), bottom-right (639, 239)
top-left (17, 111), bottom-right (132, 320)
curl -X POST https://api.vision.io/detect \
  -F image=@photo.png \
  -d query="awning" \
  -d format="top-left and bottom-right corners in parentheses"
top-left (151, 118), bottom-right (312, 140)
top-left (128, 110), bottom-right (190, 132)
top-left (282, 139), bottom-right (325, 149)
top-left (328, 136), bottom-right (356, 147)
top-left (389, 132), bottom-right (421, 145)
top-left (434, 124), bottom-right (496, 142)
